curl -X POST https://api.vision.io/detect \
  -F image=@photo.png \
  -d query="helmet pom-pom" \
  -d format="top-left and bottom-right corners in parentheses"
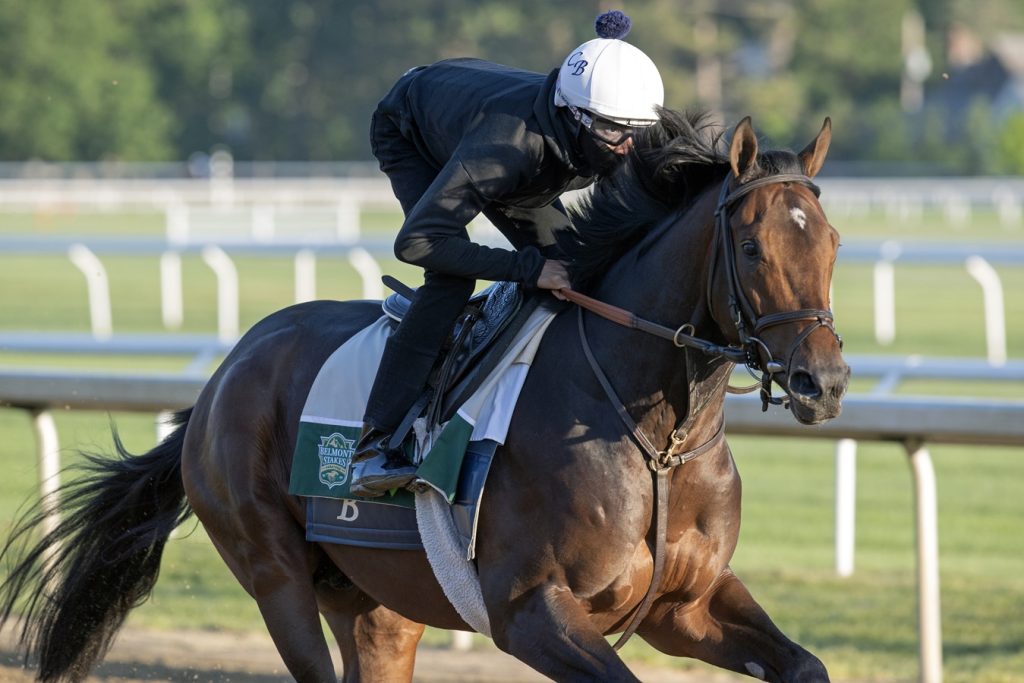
top-left (595, 10), bottom-right (631, 40)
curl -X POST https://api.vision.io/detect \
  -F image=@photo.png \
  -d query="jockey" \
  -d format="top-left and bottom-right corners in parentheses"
top-left (350, 10), bottom-right (665, 496)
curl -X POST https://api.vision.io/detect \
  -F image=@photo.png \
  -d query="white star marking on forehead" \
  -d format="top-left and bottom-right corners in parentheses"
top-left (790, 207), bottom-right (807, 230)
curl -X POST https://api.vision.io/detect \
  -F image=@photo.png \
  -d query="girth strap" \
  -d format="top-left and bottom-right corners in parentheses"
top-left (576, 308), bottom-right (724, 650)
top-left (613, 468), bottom-right (668, 650)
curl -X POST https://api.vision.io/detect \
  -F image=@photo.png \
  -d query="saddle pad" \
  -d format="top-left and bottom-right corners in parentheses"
top-left (289, 304), bottom-right (558, 505)
top-left (289, 303), bottom-right (558, 556)
top-left (305, 439), bottom-right (497, 553)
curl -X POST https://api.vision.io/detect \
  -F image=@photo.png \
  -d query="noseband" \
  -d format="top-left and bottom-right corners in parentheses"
top-left (708, 172), bottom-right (843, 409)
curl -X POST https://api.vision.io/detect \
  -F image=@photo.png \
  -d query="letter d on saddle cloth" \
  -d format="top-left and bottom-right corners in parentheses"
top-left (356, 276), bottom-right (538, 484)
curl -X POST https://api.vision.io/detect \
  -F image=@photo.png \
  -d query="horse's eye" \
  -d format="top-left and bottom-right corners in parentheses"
top-left (741, 241), bottom-right (760, 258)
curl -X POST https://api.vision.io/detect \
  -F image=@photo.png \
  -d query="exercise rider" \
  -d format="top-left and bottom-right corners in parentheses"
top-left (350, 10), bottom-right (665, 496)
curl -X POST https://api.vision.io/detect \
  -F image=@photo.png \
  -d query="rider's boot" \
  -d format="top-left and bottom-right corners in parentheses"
top-left (349, 271), bottom-right (474, 497)
top-left (349, 336), bottom-right (439, 497)
top-left (348, 425), bottom-right (417, 497)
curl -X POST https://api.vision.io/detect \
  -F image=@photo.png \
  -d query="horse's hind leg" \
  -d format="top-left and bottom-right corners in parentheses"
top-left (197, 508), bottom-right (339, 682)
top-left (183, 414), bottom-right (338, 679)
top-left (639, 568), bottom-right (829, 683)
top-left (313, 557), bottom-right (424, 682)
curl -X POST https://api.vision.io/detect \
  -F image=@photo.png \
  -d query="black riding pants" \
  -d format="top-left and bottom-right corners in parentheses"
top-left (363, 109), bottom-right (572, 431)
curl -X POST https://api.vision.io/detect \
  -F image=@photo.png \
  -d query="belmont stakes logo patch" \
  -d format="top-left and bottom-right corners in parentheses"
top-left (317, 432), bottom-right (355, 489)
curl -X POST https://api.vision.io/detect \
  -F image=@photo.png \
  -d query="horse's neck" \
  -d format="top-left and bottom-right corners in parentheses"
top-left (586, 187), bottom-right (729, 442)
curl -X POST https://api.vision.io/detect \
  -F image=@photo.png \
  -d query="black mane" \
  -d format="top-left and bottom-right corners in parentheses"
top-left (568, 108), bottom-right (805, 290)
top-left (568, 108), bottom-right (727, 289)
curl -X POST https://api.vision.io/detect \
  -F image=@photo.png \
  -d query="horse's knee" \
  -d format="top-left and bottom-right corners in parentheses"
top-left (487, 584), bottom-right (562, 652)
top-left (487, 584), bottom-right (641, 681)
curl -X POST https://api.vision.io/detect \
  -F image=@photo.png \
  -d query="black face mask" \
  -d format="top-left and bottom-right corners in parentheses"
top-left (576, 125), bottom-right (624, 177)
top-left (560, 108), bottom-right (624, 177)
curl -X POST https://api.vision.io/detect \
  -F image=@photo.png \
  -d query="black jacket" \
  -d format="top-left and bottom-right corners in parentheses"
top-left (374, 58), bottom-right (596, 285)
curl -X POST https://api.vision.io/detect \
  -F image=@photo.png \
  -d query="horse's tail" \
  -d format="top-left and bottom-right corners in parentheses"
top-left (0, 407), bottom-right (194, 682)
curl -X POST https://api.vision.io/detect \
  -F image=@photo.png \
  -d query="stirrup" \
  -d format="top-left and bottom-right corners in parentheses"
top-left (349, 452), bottom-right (417, 497)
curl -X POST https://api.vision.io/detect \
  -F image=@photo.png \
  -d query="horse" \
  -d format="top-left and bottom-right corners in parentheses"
top-left (0, 110), bottom-right (849, 682)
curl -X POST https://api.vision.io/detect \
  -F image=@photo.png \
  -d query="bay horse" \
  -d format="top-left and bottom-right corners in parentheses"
top-left (0, 111), bottom-right (848, 682)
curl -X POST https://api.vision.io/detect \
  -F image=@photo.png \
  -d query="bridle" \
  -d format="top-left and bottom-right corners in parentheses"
top-left (562, 170), bottom-right (843, 411)
top-left (707, 172), bottom-right (843, 409)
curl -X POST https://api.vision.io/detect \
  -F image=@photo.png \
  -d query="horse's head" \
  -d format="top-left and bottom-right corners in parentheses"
top-left (710, 117), bottom-right (849, 424)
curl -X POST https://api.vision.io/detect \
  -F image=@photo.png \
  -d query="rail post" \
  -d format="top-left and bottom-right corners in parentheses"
top-left (29, 408), bottom-right (62, 571)
top-left (965, 256), bottom-right (1007, 366)
top-left (68, 244), bottom-right (113, 340)
top-left (834, 438), bottom-right (857, 577)
top-left (161, 250), bottom-right (184, 330)
top-left (873, 240), bottom-right (900, 346)
top-left (295, 249), bottom-right (317, 303)
top-left (906, 439), bottom-right (943, 683)
top-left (200, 245), bottom-right (240, 344)
top-left (347, 247), bottom-right (384, 299)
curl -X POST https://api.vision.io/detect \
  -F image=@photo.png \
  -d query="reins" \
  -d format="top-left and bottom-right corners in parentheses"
top-left (563, 169), bottom-right (842, 650)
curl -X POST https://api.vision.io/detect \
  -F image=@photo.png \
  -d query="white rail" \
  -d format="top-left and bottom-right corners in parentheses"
top-left (4, 236), bottom-right (1019, 358)
top-left (0, 174), bottom-right (1022, 217)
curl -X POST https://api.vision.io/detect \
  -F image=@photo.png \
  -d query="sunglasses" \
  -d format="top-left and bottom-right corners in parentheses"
top-left (566, 104), bottom-right (635, 146)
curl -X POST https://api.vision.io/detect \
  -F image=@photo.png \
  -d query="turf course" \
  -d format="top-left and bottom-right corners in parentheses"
top-left (0, 205), bottom-right (1022, 682)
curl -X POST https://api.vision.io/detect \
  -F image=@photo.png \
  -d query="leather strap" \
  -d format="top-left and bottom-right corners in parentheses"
top-left (560, 288), bottom-right (748, 365)
top-left (612, 468), bottom-right (668, 650)
top-left (576, 308), bottom-right (722, 650)
top-left (577, 308), bottom-right (660, 461)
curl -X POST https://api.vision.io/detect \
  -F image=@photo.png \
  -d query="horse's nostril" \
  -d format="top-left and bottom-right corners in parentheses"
top-left (788, 370), bottom-right (821, 399)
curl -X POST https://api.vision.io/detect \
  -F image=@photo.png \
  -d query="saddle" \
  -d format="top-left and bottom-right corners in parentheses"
top-left (380, 276), bottom-right (542, 446)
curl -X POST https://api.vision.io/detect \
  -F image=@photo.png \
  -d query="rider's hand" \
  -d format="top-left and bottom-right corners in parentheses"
top-left (536, 260), bottom-right (571, 300)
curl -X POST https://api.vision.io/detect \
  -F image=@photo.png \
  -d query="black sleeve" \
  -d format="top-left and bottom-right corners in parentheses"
top-left (392, 148), bottom-right (546, 285)
top-left (483, 199), bottom-right (578, 262)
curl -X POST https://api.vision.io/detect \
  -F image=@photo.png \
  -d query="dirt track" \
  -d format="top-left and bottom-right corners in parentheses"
top-left (1, 623), bottom-right (748, 682)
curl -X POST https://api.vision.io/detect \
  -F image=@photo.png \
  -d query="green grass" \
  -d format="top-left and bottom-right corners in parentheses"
top-left (2, 414), bottom-right (1020, 681)
top-left (830, 262), bottom-right (1024, 359)
top-left (831, 206), bottom-right (1024, 242)
top-left (1, 208), bottom-right (1022, 681)
top-left (615, 438), bottom-right (1024, 683)
top-left (0, 410), bottom-right (266, 634)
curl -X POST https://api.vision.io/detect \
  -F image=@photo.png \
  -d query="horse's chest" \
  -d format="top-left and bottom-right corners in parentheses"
top-left (661, 528), bottom-right (732, 599)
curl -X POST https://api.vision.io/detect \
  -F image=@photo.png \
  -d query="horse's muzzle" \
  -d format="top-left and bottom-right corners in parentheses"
top-left (785, 361), bottom-right (850, 424)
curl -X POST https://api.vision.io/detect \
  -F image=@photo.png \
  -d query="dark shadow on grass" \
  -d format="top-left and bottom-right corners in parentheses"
top-left (942, 640), bottom-right (1024, 658)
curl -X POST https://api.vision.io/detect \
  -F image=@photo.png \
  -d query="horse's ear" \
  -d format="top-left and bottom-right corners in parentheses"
top-left (799, 117), bottom-right (832, 178)
top-left (729, 116), bottom-right (759, 178)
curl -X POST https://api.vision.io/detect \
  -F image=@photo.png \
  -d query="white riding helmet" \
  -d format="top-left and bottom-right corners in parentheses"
top-left (554, 11), bottom-right (664, 127)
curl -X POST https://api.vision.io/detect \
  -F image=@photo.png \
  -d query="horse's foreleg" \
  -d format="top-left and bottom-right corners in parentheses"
top-left (488, 584), bottom-right (641, 682)
top-left (639, 568), bottom-right (829, 683)
top-left (313, 562), bottom-right (424, 683)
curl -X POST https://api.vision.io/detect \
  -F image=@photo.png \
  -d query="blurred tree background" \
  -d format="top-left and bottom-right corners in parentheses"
top-left (1, 0), bottom-right (1023, 173)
